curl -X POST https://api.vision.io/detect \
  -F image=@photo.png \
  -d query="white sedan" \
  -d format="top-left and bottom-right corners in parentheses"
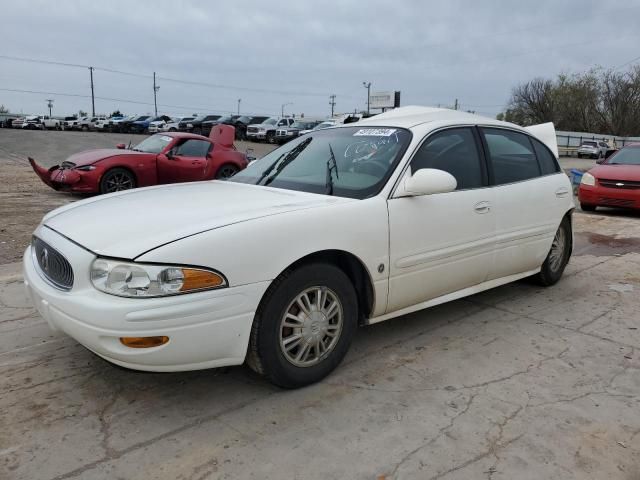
top-left (23, 106), bottom-right (574, 388)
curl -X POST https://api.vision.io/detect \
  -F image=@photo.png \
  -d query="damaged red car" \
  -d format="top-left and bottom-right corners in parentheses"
top-left (29, 126), bottom-right (248, 194)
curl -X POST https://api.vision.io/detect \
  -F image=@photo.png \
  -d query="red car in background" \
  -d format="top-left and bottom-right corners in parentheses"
top-left (30, 125), bottom-right (248, 194)
top-left (578, 144), bottom-right (640, 211)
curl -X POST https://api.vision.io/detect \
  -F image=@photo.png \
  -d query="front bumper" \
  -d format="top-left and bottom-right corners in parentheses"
top-left (578, 183), bottom-right (640, 209)
top-left (23, 226), bottom-right (269, 371)
top-left (28, 158), bottom-right (95, 192)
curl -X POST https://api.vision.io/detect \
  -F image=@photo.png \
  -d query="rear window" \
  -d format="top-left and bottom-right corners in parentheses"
top-left (531, 138), bottom-right (560, 175)
top-left (482, 128), bottom-right (541, 185)
top-left (582, 141), bottom-right (597, 147)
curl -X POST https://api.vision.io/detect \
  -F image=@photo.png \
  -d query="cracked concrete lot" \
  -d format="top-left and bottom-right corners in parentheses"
top-left (1, 212), bottom-right (639, 479)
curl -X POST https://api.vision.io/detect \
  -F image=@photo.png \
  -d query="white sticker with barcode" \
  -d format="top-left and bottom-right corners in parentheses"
top-left (353, 128), bottom-right (397, 137)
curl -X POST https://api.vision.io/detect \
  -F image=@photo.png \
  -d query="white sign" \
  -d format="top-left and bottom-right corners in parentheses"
top-left (369, 91), bottom-right (396, 109)
top-left (353, 128), bottom-right (397, 137)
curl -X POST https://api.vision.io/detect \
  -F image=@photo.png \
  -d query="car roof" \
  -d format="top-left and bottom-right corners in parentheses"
top-left (351, 106), bottom-right (522, 131)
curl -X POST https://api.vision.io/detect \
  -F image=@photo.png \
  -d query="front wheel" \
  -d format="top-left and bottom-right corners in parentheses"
top-left (246, 263), bottom-right (357, 388)
top-left (99, 168), bottom-right (136, 194)
top-left (266, 132), bottom-right (275, 144)
top-left (534, 216), bottom-right (572, 286)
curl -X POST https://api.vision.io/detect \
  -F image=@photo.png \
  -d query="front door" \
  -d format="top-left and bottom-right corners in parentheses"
top-left (387, 127), bottom-right (496, 313)
top-left (157, 139), bottom-right (211, 184)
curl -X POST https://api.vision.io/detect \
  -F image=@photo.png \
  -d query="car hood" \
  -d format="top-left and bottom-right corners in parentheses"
top-left (64, 149), bottom-right (146, 167)
top-left (590, 164), bottom-right (640, 181)
top-left (43, 181), bottom-right (352, 259)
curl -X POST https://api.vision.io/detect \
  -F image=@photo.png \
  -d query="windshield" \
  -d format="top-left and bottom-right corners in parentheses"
top-left (262, 118), bottom-right (278, 126)
top-left (250, 116), bottom-right (269, 123)
top-left (229, 126), bottom-right (411, 199)
top-left (237, 116), bottom-right (251, 123)
top-left (607, 147), bottom-right (640, 165)
top-left (216, 116), bottom-right (233, 123)
top-left (132, 134), bottom-right (172, 153)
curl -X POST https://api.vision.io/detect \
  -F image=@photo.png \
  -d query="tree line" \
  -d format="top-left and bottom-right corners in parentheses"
top-left (497, 66), bottom-right (640, 137)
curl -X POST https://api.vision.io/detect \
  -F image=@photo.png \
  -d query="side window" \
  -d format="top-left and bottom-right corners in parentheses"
top-left (531, 138), bottom-right (560, 175)
top-left (481, 128), bottom-right (541, 185)
top-left (175, 139), bottom-right (211, 157)
top-left (410, 128), bottom-right (486, 190)
top-left (278, 120), bottom-right (286, 126)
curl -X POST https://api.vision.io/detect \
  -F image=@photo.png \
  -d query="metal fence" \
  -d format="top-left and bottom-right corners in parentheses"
top-left (556, 131), bottom-right (640, 156)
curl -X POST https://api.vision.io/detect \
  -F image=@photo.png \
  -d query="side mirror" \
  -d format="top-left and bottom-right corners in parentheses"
top-left (396, 168), bottom-right (457, 197)
top-left (166, 149), bottom-right (175, 160)
top-left (116, 143), bottom-right (126, 149)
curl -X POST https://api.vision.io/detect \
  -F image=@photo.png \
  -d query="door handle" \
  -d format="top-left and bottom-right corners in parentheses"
top-left (474, 201), bottom-right (491, 214)
top-left (555, 188), bottom-right (569, 198)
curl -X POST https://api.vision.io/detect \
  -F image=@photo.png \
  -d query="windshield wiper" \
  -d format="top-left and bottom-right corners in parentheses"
top-left (325, 143), bottom-right (339, 195)
top-left (262, 137), bottom-right (313, 186)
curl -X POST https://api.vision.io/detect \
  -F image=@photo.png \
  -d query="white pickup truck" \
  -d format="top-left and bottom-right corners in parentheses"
top-left (21, 115), bottom-right (62, 130)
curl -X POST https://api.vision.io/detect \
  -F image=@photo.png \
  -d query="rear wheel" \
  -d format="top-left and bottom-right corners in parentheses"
top-left (246, 263), bottom-right (357, 388)
top-left (534, 216), bottom-right (572, 286)
top-left (99, 168), bottom-right (136, 194)
top-left (215, 164), bottom-right (239, 179)
top-left (577, 153), bottom-right (582, 158)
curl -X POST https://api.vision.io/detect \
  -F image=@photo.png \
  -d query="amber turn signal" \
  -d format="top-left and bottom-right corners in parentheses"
top-left (180, 269), bottom-right (225, 291)
top-left (120, 336), bottom-right (170, 348)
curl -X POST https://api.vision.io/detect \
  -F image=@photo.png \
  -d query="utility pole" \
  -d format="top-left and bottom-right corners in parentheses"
top-left (454, 98), bottom-right (459, 110)
top-left (329, 94), bottom-right (336, 117)
top-left (153, 72), bottom-right (160, 116)
top-left (46, 99), bottom-right (54, 117)
top-left (281, 102), bottom-right (293, 117)
top-left (237, 98), bottom-right (241, 115)
top-left (88, 66), bottom-right (95, 116)
top-left (362, 82), bottom-right (371, 115)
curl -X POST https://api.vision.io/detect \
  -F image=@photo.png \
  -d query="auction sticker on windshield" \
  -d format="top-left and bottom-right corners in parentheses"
top-left (353, 128), bottom-right (397, 136)
top-left (160, 136), bottom-right (172, 142)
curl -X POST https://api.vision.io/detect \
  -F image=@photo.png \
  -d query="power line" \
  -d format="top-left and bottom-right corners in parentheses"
top-left (0, 87), bottom-right (256, 115)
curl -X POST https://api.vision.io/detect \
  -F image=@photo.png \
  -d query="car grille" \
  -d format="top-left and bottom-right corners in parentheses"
top-left (32, 236), bottom-right (74, 290)
top-left (599, 197), bottom-right (636, 208)
top-left (247, 127), bottom-right (258, 134)
top-left (276, 130), bottom-right (286, 137)
top-left (599, 179), bottom-right (640, 190)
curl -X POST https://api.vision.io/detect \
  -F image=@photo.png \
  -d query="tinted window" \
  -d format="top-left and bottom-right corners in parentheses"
top-left (531, 138), bottom-right (560, 175)
top-left (482, 128), bottom-right (540, 185)
top-left (410, 128), bottom-right (485, 190)
top-left (175, 139), bottom-right (211, 157)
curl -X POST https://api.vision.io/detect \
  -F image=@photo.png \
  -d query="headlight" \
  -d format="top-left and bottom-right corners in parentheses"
top-left (580, 172), bottom-right (596, 186)
top-left (75, 165), bottom-right (96, 171)
top-left (90, 259), bottom-right (227, 297)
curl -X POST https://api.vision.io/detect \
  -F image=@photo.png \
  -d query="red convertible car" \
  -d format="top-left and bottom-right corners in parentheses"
top-left (29, 125), bottom-right (248, 194)
top-left (578, 143), bottom-right (640, 211)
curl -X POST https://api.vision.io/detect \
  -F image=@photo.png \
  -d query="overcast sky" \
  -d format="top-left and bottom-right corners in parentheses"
top-left (1, 0), bottom-right (638, 119)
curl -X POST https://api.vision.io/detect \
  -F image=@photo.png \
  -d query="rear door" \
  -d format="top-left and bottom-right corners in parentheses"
top-left (479, 127), bottom-right (568, 280)
top-left (157, 139), bottom-right (212, 183)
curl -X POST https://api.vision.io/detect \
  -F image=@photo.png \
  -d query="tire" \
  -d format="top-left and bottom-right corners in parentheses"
top-left (534, 216), bottom-right (572, 286)
top-left (99, 168), bottom-right (136, 194)
top-left (246, 263), bottom-right (358, 388)
top-left (82, 125), bottom-right (88, 132)
top-left (577, 153), bottom-right (582, 159)
top-left (215, 164), bottom-right (239, 179)
top-left (266, 131), bottom-right (276, 144)
top-left (580, 203), bottom-right (596, 212)
top-left (169, 127), bottom-right (177, 132)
